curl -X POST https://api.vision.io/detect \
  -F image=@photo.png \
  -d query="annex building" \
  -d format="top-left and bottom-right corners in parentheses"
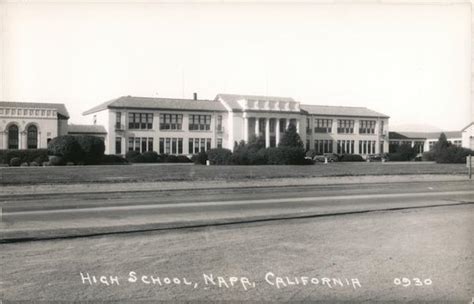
top-left (388, 131), bottom-right (463, 154)
top-left (82, 93), bottom-right (390, 156)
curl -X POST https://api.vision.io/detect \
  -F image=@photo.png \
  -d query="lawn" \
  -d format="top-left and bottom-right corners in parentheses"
top-left (0, 162), bottom-right (468, 185)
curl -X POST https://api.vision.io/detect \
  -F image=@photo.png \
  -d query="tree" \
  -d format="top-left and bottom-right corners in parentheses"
top-left (278, 124), bottom-right (304, 148)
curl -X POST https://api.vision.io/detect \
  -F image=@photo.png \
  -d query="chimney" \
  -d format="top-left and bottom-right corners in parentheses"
top-left (193, 92), bottom-right (197, 100)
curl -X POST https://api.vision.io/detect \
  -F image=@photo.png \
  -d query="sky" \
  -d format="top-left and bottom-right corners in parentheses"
top-left (0, 1), bottom-right (472, 131)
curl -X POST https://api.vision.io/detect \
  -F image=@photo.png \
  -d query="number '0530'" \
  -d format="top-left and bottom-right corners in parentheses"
top-left (393, 278), bottom-right (432, 287)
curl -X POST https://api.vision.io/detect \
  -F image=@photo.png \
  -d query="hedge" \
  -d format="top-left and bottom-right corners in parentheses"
top-left (0, 149), bottom-right (49, 165)
top-left (339, 154), bottom-right (365, 162)
top-left (192, 151), bottom-right (208, 165)
top-left (47, 135), bottom-right (84, 163)
top-left (207, 148), bottom-right (233, 165)
top-left (75, 136), bottom-right (105, 165)
top-left (100, 154), bottom-right (128, 165)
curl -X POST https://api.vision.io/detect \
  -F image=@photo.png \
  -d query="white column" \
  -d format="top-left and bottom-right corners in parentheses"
top-left (276, 119), bottom-right (280, 146)
top-left (375, 120), bottom-right (381, 154)
top-left (296, 119), bottom-right (300, 134)
top-left (285, 119), bottom-right (290, 130)
top-left (265, 118), bottom-right (270, 148)
top-left (243, 117), bottom-right (249, 143)
top-left (255, 117), bottom-right (260, 137)
top-left (37, 131), bottom-right (41, 149)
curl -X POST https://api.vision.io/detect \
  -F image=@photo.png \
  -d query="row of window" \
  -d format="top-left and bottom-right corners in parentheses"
top-left (6, 125), bottom-right (39, 149)
top-left (115, 112), bottom-right (219, 132)
top-left (310, 119), bottom-right (382, 135)
top-left (117, 136), bottom-right (221, 154)
top-left (309, 139), bottom-right (379, 154)
top-left (0, 108), bottom-right (55, 117)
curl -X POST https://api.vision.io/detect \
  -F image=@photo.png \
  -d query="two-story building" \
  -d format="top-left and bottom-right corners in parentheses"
top-left (83, 93), bottom-right (390, 157)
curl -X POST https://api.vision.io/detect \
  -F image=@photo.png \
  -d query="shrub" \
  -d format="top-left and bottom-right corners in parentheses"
top-left (207, 148), bottom-right (233, 165)
top-left (48, 155), bottom-right (66, 166)
top-left (264, 147), bottom-right (285, 165)
top-left (75, 136), bottom-right (105, 165)
top-left (339, 154), bottom-right (365, 162)
top-left (30, 161), bottom-right (39, 166)
top-left (279, 146), bottom-right (306, 165)
top-left (165, 155), bottom-right (179, 163)
top-left (192, 151), bottom-right (208, 165)
top-left (47, 136), bottom-right (84, 163)
top-left (279, 124), bottom-right (304, 148)
top-left (0, 149), bottom-right (48, 164)
top-left (21, 162), bottom-right (29, 167)
top-left (125, 151), bottom-right (142, 163)
top-left (176, 155), bottom-right (192, 163)
top-left (9, 157), bottom-right (21, 167)
top-left (422, 151), bottom-right (435, 161)
top-left (141, 151), bottom-right (159, 163)
top-left (100, 154), bottom-right (128, 165)
top-left (436, 146), bottom-right (473, 163)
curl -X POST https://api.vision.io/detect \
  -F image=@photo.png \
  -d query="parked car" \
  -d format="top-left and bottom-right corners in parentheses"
top-left (313, 155), bottom-right (326, 162)
top-left (323, 153), bottom-right (339, 162)
top-left (367, 154), bottom-right (388, 162)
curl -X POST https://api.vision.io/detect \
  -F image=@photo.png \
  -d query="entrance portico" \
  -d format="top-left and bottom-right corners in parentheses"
top-left (243, 114), bottom-right (301, 148)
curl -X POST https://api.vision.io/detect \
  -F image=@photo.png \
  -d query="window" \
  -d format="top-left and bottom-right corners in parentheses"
top-left (359, 140), bottom-right (376, 154)
top-left (206, 138), bottom-right (211, 151)
top-left (134, 138), bottom-right (140, 152)
top-left (24, 109), bottom-right (28, 115)
top-left (165, 138), bottom-right (171, 154)
top-left (129, 113), bottom-right (153, 130)
top-left (148, 138), bottom-right (153, 152)
top-left (27, 125), bottom-right (38, 149)
top-left (189, 138), bottom-right (194, 154)
top-left (159, 114), bottom-right (182, 130)
top-left (359, 120), bottom-right (376, 134)
top-left (217, 138), bottom-right (223, 148)
top-left (178, 138), bottom-right (183, 154)
top-left (115, 137), bottom-right (122, 154)
top-left (93, 115), bottom-right (97, 125)
top-left (128, 138), bottom-right (134, 152)
top-left (172, 138), bottom-right (177, 154)
top-left (194, 139), bottom-right (199, 154)
top-left (217, 115), bottom-right (223, 131)
top-left (189, 115), bottom-right (211, 131)
top-left (314, 119), bottom-right (332, 133)
top-left (159, 138), bottom-right (165, 154)
top-left (200, 138), bottom-right (206, 152)
top-left (337, 120), bottom-right (354, 134)
top-left (115, 112), bottom-right (122, 129)
top-left (8, 125), bottom-right (19, 149)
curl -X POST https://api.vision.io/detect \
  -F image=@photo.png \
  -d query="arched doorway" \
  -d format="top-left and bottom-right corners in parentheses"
top-left (27, 125), bottom-right (38, 149)
top-left (8, 125), bottom-right (19, 149)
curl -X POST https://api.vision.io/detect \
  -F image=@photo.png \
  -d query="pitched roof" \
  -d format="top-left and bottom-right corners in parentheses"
top-left (389, 131), bottom-right (462, 140)
top-left (68, 124), bottom-right (107, 134)
top-left (0, 101), bottom-right (69, 118)
top-left (216, 93), bottom-right (295, 111)
top-left (461, 121), bottom-right (474, 132)
top-left (301, 104), bottom-right (389, 118)
top-left (83, 96), bottom-right (226, 115)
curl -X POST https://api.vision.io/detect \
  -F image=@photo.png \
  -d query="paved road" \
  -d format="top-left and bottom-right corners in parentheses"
top-left (1, 179), bottom-right (473, 241)
top-left (1, 203), bottom-right (473, 302)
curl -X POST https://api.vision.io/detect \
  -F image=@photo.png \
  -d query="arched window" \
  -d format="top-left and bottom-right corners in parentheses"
top-left (8, 125), bottom-right (19, 149)
top-left (27, 125), bottom-right (38, 149)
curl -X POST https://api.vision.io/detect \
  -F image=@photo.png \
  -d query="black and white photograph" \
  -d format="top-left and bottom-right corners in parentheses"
top-left (0, 0), bottom-right (473, 302)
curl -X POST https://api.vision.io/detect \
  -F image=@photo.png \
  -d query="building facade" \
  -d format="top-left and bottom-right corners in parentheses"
top-left (388, 131), bottom-right (463, 154)
top-left (83, 94), bottom-right (390, 157)
top-left (0, 101), bottom-right (69, 150)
